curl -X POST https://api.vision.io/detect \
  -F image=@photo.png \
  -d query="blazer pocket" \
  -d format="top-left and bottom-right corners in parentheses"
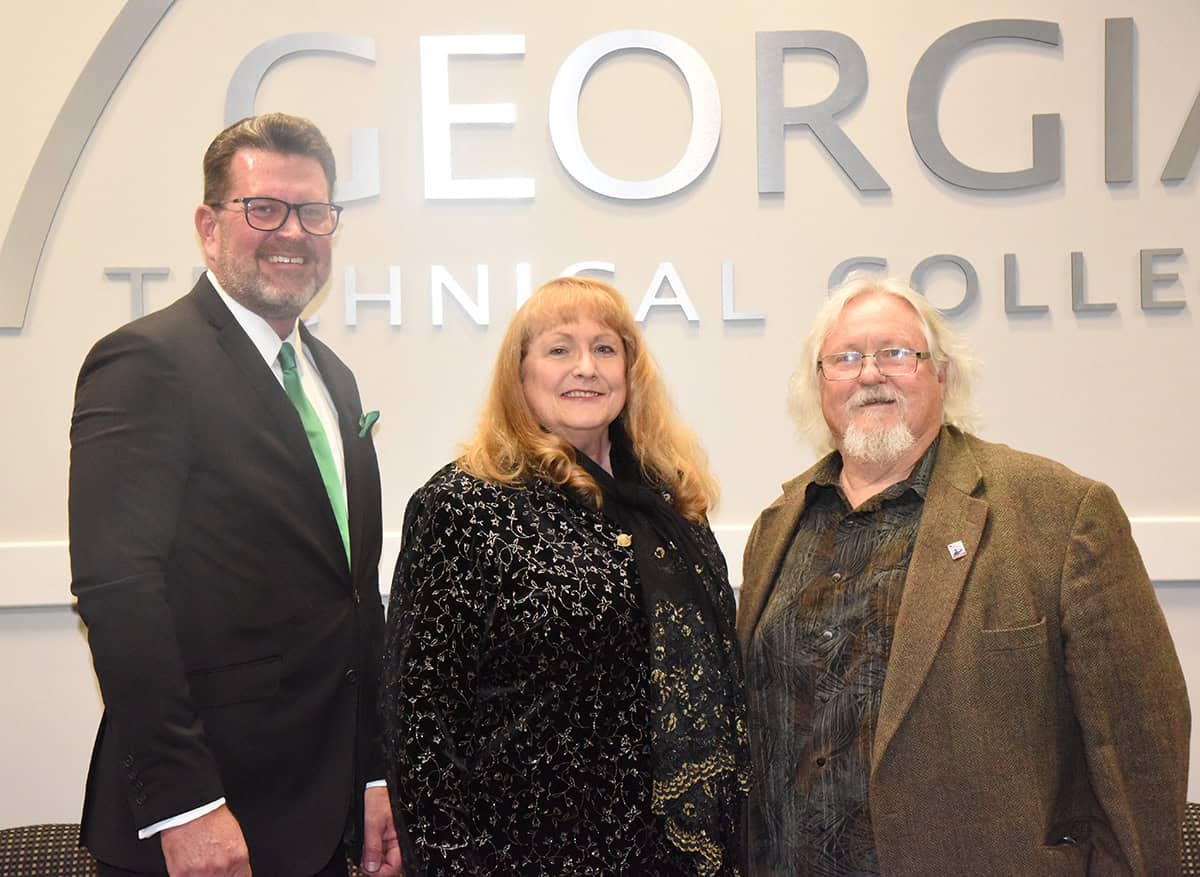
top-left (981, 617), bottom-right (1047, 652)
top-left (187, 655), bottom-right (281, 708)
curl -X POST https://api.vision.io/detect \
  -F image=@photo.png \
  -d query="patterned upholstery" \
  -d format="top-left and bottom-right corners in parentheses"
top-left (0, 824), bottom-right (365, 876)
top-left (1184, 802), bottom-right (1200, 876)
top-left (3, 812), bottom-right (1195, 874)
top-left (0, 824), bottom-right (97, 876)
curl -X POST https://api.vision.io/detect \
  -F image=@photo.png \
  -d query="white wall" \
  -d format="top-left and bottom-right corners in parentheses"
top-left (2, 0), bottom-right (1198, 828)
top-left (0, 608), bottom-right (100, 824)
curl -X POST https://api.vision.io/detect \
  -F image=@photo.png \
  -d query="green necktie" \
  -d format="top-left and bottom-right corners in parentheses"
top-left (278, 341), bottom-right (350, 565)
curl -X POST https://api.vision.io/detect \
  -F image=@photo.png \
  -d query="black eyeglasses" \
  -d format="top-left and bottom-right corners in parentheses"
top-left (817, 347), bottom-right (933, 381)
top-left (208, 197), bottom-right (342, 235)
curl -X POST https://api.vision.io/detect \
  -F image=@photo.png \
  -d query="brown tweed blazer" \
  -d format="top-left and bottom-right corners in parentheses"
top-left (738, 426), bottom-right (1190, 876)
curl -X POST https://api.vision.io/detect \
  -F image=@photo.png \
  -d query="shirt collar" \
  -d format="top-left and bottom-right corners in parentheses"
top-left (809, 434), bottom-right (941, 502)
top-left (207, 270), bottom-right (303, 367)
top-left (906, 435), bottom-right (940, 498)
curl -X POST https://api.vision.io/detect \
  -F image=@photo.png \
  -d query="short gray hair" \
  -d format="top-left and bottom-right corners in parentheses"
top-left (202, 113), bottom-right (336, 204)
top-left (787, 273), bottom-right (980, 453)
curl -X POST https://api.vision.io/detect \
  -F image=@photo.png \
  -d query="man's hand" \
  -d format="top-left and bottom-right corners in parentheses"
top-left (361, 785), bottom-right (403, 875)
top-left (160, 805), bottom-right (251, 877)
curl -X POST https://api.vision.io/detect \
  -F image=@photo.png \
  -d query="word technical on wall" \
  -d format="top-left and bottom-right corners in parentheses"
top-left (4, 13), bottom-right (1197, 330)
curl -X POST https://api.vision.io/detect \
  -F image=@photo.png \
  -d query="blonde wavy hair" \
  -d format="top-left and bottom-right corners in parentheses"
top-left (459, 276), bottom-right (718, 522)
top-left (788, 273), bottom-right (980, 454)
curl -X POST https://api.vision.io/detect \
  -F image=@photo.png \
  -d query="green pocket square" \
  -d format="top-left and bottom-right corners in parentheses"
top-left (358, 410), bottom-right (380, 438)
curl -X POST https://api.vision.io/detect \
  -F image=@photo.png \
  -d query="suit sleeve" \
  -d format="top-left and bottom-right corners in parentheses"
top-left (735, 515), bottom-right (766, 644)
top-left (741, 516), bottom-right (763, 585)
top-left (1059, 481), bottom-right (1190, 873)
top-left (380, 479), bottom-right (494, 876)
top-left (69, 329), bottom-right (225, 827)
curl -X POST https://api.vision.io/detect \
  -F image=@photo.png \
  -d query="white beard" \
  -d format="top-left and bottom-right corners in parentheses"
top-left (839, 385), bottom-right (916, 465)
top-left (841, 421), bottom-right (915, 466)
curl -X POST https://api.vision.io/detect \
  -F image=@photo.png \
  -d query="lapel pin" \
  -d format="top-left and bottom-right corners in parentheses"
top-left (947, 540), bottom-right (967, 560)
top-left (357, 410), bottom-right (380, 438)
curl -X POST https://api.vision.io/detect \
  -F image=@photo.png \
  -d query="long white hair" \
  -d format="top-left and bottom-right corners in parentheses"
top-left (788, 273), bottom-right (980, 453)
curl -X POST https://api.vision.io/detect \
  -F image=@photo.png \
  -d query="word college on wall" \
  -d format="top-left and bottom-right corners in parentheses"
top-left (3, 8), bottom-right (1197, 331)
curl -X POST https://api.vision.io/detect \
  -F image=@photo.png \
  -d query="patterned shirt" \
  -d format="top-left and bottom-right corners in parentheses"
top-left (746, 440), bottom-right (938, 877)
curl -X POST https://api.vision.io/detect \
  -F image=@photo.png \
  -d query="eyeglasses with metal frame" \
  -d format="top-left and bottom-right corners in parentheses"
top-left (817, 347), bottom-right (933, 381)
top-left (207, 196), bottom-right (343, 236)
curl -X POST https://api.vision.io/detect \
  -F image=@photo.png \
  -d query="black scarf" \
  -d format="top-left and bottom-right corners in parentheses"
top-left (575, 427), bottom-right (750, 876)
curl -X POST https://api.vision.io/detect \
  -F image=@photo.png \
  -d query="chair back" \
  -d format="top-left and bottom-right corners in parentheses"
top-left (1184, 802), bottom-right (1200, 876)
top-left (0, 823), bottom-right (97, 876)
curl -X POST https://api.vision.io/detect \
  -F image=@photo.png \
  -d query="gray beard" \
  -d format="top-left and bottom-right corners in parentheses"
top-left (215, 240), bottom-right (324, 323)
top-left (841, 421), bottom-right (916, 466)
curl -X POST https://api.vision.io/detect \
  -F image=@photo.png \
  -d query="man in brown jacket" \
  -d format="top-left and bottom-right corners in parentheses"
top-left (739, 274), bottom-right (1189, 876)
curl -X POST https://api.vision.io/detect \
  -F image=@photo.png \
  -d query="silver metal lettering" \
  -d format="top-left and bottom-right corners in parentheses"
top-left (828, 257), bottom-right (888, 290)
top-left (225, 34), bottom-right (379, 203)
top-left (1070, 252), bottom-right (1116, 312)
top-left (559, 261), bottom-right (617, 279)
top-left (756, 31), bottom-right (887, 193)
top-left (911, 255), bottom-right (979, 317)
top-left (104, 267), bottom-right (170, 318)
top-left (1002, 254), bottom-right (1049, 315)
top-left (431, 265), bottom-right (490, 325)
top-left (1162, 92), bottom-right (1200, 182)
top-left (0, 0), bottom-right (176, 329)
top-left (420, 35), bottom-right (533, 200)
top-left (908, 20), bottom-right (1062, 191)
top-left (549, 31), bottom-right (720, 200)
top-left (635, 263), bottom-right (700, 321)
top-left (722, 261), bottom-right (765, 321)
top-left (1139, 249), bottom-right (1187, 310)
top-left (344, 266), bottom-right (402, 326)
top-left (1105, 19), bottom-right (1134, 184)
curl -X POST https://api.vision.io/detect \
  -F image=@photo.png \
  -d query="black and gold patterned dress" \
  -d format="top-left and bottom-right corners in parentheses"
top-left (381, 461), bottom-right (747, 876)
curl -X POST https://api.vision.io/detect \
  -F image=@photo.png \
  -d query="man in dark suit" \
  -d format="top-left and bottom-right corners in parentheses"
top-left (738, 275), bottom-right (1189, 876)
top-left (69, 113), bottom-right (401, 877)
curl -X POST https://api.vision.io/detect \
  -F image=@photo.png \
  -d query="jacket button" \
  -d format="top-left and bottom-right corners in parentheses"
top-left (345, 668), bottom-right (360, 684)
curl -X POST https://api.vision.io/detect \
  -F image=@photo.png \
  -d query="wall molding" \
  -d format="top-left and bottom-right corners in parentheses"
top-left (5, 517), bottom-right (1197, 609)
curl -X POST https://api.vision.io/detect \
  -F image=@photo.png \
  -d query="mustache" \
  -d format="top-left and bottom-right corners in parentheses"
top-left (255, 242), bottom-right (314, 259)
top-left (847, 386), bottom-right (904, 409)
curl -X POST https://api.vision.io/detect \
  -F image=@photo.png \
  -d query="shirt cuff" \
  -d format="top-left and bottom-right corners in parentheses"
top-left (137, 798), bottom-right (226, 840)
top-left (365, 779), bottom-right (387, 789)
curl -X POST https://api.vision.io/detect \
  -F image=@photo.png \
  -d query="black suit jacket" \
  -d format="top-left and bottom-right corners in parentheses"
top-left (69, 276), bottom-right (385, 874)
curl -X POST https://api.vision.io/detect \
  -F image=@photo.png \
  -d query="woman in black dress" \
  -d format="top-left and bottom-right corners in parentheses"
top-left (381, 276), bottom-right (749, 875)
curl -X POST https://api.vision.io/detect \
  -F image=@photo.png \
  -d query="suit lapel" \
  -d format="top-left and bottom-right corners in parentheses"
top-left (872, 429), bottom-right (987, 776)
top-left (195, 280), bottom-right (311, 461)
top-left (196, 280), bottom-right (351, 579)
top-left (737, 470), bottom-right (816, 648)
